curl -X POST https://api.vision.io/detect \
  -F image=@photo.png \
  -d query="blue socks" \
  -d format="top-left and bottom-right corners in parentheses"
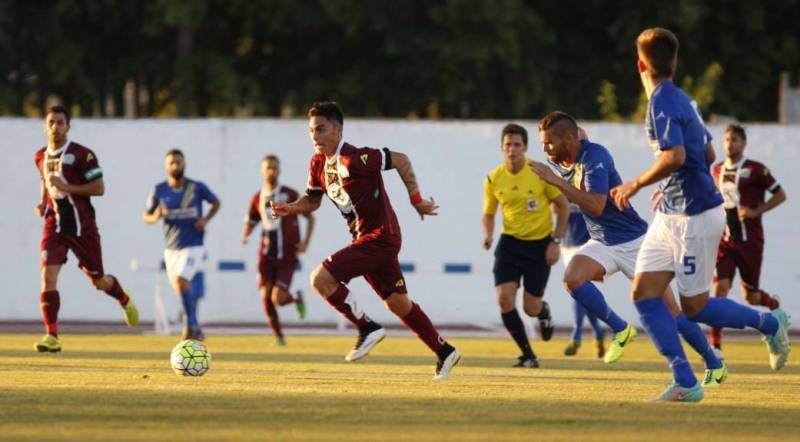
top-left (676, 313), bottom-right (722, 370)
top-left (180, 285), bottom-right (199, 328)
top-left (689, 298), bottom-right (778, 335)
top-left (570, 282), bottom-right (628, 333)
top-left (636, 298), bottom-right (696, 388)
top-left (572, 302), bottom-right (585, 341)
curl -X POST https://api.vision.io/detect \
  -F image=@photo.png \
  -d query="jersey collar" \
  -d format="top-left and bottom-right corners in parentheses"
top-left (47, 139), bottom-right (71, 156)
top-left (723, 156), bottom-right (746, 169)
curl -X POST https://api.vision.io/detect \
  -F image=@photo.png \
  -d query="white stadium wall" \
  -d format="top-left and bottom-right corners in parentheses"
top-left (1, 118), bottom-right (798, 329)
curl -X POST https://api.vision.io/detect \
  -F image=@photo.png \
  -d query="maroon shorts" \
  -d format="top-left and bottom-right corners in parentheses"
top-left (40, 231), bottom-right (104, 278)
top-left (323, 231), bottom-right (407, 300)
top-left (257, 255), bottom-right (296, 290)
top-left (714, 238), bottom-right (763, 289)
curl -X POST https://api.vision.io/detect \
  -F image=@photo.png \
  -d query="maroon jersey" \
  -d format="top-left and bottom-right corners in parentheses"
top-left (35, 142), bottom-right (103, 237)
top-left (306, 142), bottom-right (400, 239)
top-left (247, 184), bottom-right (301, 259)
top-left (712, 158), bottom-right (781, 243)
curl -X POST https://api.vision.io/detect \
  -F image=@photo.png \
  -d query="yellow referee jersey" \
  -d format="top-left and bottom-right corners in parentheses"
top-left (483, 159), bottom-right (562, 241)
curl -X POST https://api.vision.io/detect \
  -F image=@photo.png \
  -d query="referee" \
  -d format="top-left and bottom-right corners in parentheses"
top-left (482, 123), bottom-right (568, 367)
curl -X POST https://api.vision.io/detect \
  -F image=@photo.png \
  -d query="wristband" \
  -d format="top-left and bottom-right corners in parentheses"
top-left (410, 192), bottom-right (423, 206)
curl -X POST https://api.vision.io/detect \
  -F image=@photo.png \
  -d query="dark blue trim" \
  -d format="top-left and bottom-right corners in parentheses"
top-left (218, 261), bottom-right (246, 272)
top-left (444, 263), bottom-right (471, 273)
top-left (400, 262), bottom-right (415, 273)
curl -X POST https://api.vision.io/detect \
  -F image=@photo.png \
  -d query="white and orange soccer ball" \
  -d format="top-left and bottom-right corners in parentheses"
top-left (170, 339), bottom-right (211, 376)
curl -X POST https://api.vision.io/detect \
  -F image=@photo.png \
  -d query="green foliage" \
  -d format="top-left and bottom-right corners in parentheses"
top-left (0, 1), bottom-right (796, 120)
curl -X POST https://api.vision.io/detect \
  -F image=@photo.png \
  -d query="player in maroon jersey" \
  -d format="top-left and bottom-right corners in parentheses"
top-left (241, 154), bottom-right (315, 346)
top-left (33, 105), bottom-right (139, 352)
top-left (270, 102), bottom-right (460, 380)
top-left (710, 124), bottom-right (787, 354)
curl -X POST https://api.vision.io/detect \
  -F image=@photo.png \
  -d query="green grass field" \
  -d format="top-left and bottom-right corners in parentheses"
top-left (0, 333), bottom-right (797, 441)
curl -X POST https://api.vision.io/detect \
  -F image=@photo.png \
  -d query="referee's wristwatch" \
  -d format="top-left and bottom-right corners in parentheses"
top-left (551, 236), bottom-right (562, 245)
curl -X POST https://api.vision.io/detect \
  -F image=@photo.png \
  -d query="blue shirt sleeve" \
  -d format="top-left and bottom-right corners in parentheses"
top-left (144, 186), bottom-right (160, 214)
top-left (652, 98), bottom-right (685, 150)
top-left (582, 149), bottom-right (610, 195)
top-left (199, 182), bottom-right (219, 204)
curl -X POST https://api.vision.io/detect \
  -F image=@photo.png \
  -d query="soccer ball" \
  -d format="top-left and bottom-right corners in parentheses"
top-left (170, 339), bottom-right (211, 376)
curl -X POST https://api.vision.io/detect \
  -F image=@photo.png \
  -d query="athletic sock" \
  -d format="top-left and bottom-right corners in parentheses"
top-left (325, 284), bottom-right (374, 329)
top-left (636, 298), bottom-right (696, 388)
top-left (710, 327), bottom-right (722, 349)
top-left (572, 301), bottom-right (586, 342)
top-left (689, 298), bottom-right (779, 336)
top-left (40, 290), bottom-right (60, 337)
top-left (104, 275), bottom-right (129, 306)
top-left (501, 309), bottom-right (535, 359)
top-left (570, 281), bottom-right (628, 333)
top-left (180, 285), bottom-right (199, 328)
top-left (676, 313), bottom-right (722, 369)
top-left (758, 290), bottom-right (780, 310)
top-left (400, 303), bottom-right (447, 356)
top-left (263, 294), bottom-right (283, 338)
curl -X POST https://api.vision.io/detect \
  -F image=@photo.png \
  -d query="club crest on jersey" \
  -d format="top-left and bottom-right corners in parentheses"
top-left (62, 153), bottom-right (75, 165)
top-left (526, 198), bottom-right (538, 212)
top-left (360, 154), bottom-right (369, 165)
top-left (739, 168), bottom-right (751, 179)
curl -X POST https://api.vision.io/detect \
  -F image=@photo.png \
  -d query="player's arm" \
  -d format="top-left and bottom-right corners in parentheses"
top-left (297, 212), bottom-right (316, 253)
top-left (481, 214), bottom-right (495, 250)
top-left (47, 175), bottom-right (105, 197)
top-left (35, 179), bottom-right (47, 217)
top-left (389, 151), bottom-right (438, 218)
top-left (528, 161), bottom-right (606, 217)
top-left (611, 146), bottom-right (686, 209)
top-left (240, 219), bottom-right (257, 244)
top-left (195, 199), bottom-right (221, 231)
top-left (272, 193), bottom-right (322, 217)
top-left (705, 142), bottom-right (716, 166)
top-left (742, 187), bottom-right (787, 219)
top-left (546, 194), bottom-right (569, 265)
top-left (481, 175), bottom-right (498, 250)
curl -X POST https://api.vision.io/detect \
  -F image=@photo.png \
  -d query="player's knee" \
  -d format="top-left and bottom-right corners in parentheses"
top-left (310, 266), bottom-right (336, 296)
top-left (563, 273), bottom-right (587, 293)
top-left (713, 280), bottom-right (731, 297)
top-left (497, 293), bottom-right (515, 312)
top-left (384, 293), bottom-right (412, 316)
top-left (272, 287), bottom-right (291, 306)
top-left (523, 299), bottom-right (542, 317)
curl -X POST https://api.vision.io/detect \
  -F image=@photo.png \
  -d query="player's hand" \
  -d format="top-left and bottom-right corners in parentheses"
top-left (545, 241), bottom-right (560, 266)
top-left (240, 233), bottom-right (248, 245)
top-left (45, 174), bottom-right (68, 193)
top-left (34, 202), bottom-right (46, 217)
top-left (296, 242), bottom-right (308, 254)
top-left (270, 201), bottom-right (290, 218)
top-left (650, 188), bottom-right (663, 212)
top-left (610, 180), bottom-right (640, 210)
top-left (482, 236), bottom-right (492, 250)
top-left (413, 196), bottom-right (439, 220)
top-left (738, 206), bottom-right (761, 219)
top-left (195, 218), bottom-right (208, 231)
top-left (528, 160), bottom-right (559, 185)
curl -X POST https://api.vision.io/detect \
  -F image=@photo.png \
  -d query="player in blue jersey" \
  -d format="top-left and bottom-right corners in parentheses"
top-left (561, 203), bottom-right (606, 358)
top-left (610, 28), bottom-right (790, 402)
top-left (531, 112), bottom-right (724, 388)
top-left (144, 149), bottom-right (221, 340)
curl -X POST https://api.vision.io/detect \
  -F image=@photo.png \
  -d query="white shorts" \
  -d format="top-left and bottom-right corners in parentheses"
top-left (560, 245), bottom-right (581, 268)
top-left (635, 207), bottom-right (724, 297)
top-left (575, 235), bottom-right (644, 281)
top-left (164, 246), bottom-right (207, 282)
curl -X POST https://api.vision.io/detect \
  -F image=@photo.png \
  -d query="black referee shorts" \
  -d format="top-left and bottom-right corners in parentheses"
top-left (493, 234), bottom-right (552, 297)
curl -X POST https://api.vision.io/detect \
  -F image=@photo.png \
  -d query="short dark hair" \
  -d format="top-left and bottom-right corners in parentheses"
top-left (636, 27), bottom-right (679, 79)
top-left (262, 154), bottom-right (280, 164)
top-left (166, 148), bottom-right (184, 158)
top-left (501, 123), bottom-right (528, 146)
top-left (307, 101), bottom-right (344, 125)
top-left (46, 105), bottom-right (71, 124)
top-left (538, 111), bottom-right (578, 138)
top-left (725, 124), bottom-right (747, 140)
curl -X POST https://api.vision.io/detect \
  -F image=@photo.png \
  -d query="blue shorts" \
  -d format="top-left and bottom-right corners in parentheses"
top-left (493, 234), bottom-right (552, 297)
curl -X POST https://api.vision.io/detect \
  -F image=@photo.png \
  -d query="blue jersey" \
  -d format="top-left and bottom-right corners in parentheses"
top-left (146, 179), bottom-right (219, 250)
top-left (564, 205), bottom-right (590, 247)
top-left (646, 81), bottom-right (723, 215)
top-left (553, 140), bottom-right (648, 246)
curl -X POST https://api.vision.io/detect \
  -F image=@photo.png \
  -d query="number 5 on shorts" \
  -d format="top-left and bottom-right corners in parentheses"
top-left (683, 256), bottom-right (696, 275)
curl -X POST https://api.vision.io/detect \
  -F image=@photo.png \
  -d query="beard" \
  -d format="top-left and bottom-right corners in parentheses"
top-left (169, 170), bottom-right (184, 180)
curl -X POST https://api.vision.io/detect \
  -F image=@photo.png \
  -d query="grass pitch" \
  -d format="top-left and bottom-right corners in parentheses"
top-left (0, 333), bottom-right (797, 441)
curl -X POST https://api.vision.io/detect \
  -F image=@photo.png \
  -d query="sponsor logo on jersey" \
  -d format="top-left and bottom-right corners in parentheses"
top-left (62, 153), bottom-right (75, 165)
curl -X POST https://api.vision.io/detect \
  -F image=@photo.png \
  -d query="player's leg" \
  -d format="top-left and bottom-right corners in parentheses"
top-left (272, 259), bottom-right (306, 319)
top-left (493, 236), bottom-right (537, 366)
top-left (710, 278), bottom-right (732, 351)
top-left (565, 251), bottom-right (632, 364)
top-left (310, 245), bottom-right (383, 361)
top-left (165, 247), bottom-right (203, 340)
top-left (35, 235), bottom-right (68, 352)
top-left (738, 242), bottom-right (779, 310)
top-left (257, 258), bottom-right (284, 343)
top-left (518, 237), bottom-right (554, 341)
top-left (680, 210), bottom-right (789, 370)
top-left (587, 311), bottom-right (606, 358)
top-left (565, 301), bottom-right (585, 356)
top-left (711, 241), bottom-right (736, 351)
top-left (633, 215), bottom-right (701, 402)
